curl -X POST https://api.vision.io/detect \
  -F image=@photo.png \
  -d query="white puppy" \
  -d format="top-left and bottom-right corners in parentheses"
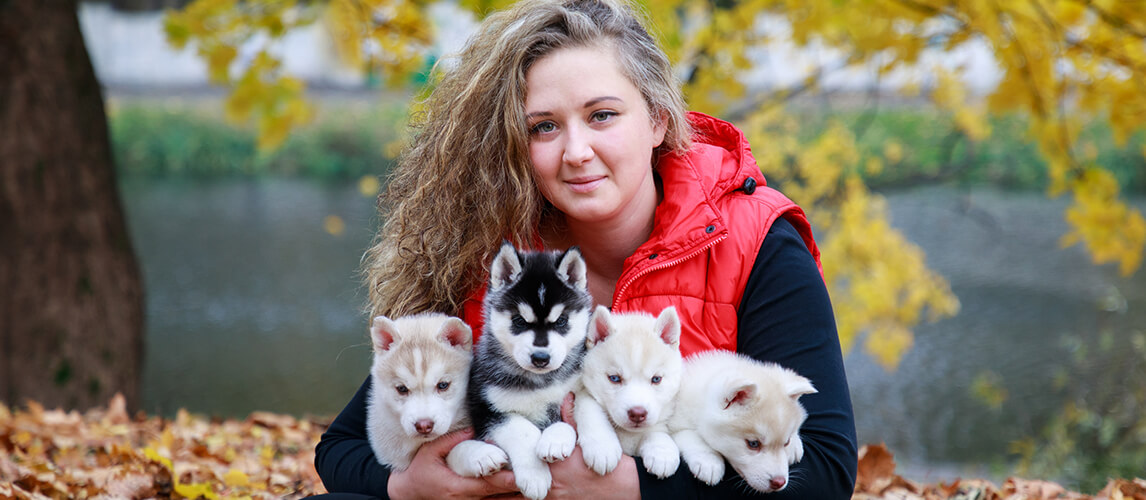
top-left (365, 313), bottom-right (472, 471)
top-left (668, 350), bottom-right (815, 493)
top-left (575, 306), bottom-right (683, 478)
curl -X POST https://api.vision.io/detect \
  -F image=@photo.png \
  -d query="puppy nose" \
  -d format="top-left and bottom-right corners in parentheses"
top-left (769, 477), bottom-right (786, 491)
top-left (414, 419), bottom-right (435, 435)
top-left (530, 351), bottom-right (550, 368)
top-left (627, 407), bottom-right (647, 424)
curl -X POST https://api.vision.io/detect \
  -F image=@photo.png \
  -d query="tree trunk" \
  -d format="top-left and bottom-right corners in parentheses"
top-left (0, 0), bottom-right (144, 411)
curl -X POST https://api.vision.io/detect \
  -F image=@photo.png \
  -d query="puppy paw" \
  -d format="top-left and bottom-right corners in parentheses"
top-left (639, 434), bottom-right (680, 478)
top-left (537, 422), bottom-right (576, 463)
top-left (683, 450), bottom-right (724, 485)
top-left (513, 464), bottom-right (553, 500)
top-left (578, 430), bottom-right (623, 475)
top-left (446, 440), bottom-right (508, 477)
top-left (787, 435), bottom-right (805, 464)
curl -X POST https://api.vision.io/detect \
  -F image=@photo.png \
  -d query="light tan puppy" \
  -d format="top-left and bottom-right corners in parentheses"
top-left (366, 313), bottom-right (472, 471)
top-left (668, 350), bottom-right (815, 493)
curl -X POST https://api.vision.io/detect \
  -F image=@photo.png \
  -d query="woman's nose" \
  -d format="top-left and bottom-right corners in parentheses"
top-left (561, 124), bottom-right (594, 166)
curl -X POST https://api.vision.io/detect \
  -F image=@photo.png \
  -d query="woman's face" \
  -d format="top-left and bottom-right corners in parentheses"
top-left (524, 45), bottom-right (667, 228)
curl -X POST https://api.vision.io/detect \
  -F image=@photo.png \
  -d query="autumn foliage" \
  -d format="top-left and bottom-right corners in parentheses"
top-left (0, 396), bottom-right (323, 499)
top-left (163, 0), bottom-right (1146, 372)
top-left (3, 397), bottom-right (1145, 499)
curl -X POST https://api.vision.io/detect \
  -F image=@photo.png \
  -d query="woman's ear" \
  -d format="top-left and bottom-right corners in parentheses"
top-left (651, 109), bottom-right (668, 149)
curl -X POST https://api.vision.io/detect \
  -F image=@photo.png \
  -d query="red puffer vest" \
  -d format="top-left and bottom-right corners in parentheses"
top-left (462, 112), bottom-right (821, 357)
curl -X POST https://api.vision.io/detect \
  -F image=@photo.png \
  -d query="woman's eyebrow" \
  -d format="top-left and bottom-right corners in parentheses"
top-left (584, 96), bottom-right (622, 108)
top-left (525, 96), bottom-right (623, 120)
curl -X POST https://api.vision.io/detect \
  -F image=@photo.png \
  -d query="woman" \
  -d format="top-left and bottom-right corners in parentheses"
top-left (314, 0), bottom-right (857, 498)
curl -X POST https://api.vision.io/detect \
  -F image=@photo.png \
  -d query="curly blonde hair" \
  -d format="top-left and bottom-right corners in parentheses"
top-left (363, 0), bottom-right (692, 319)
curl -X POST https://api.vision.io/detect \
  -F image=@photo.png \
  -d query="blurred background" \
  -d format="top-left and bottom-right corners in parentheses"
top-left (5, 0), bottom-right (1144, 493)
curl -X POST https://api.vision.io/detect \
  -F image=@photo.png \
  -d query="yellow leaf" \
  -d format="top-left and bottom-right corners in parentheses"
top-left (163, 14), bottom-right (192, 49)
top-left (882, 140), bottom-right (904, 164)
top-left (971, 370), bottom-right (1008, 409)
top-left (204, 44), bottom-right (238, 84)
top-left (1060, 168), bottom-right (1146, 276)
top-left (324, 215), bottom-right (346, 237)
top-left (143, 446), bottom-right (174, 472)
top-left (224, 468), bottom-right (251, 487)
top-left (175, 481), bottom-right (219, 500)
top-left (258, 114), bottom-right (294, 152)
top-left (259, 445), bottom-right (275, 466)
top-left (864, 325), bottom-right (913, 370)
top-left (358, 175), bottom-right (381, 198)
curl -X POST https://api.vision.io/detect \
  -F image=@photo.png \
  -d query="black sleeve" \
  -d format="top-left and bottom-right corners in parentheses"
top-left (314, 375), bottom-right (393, 498)
top-left (637, 216), bottom-right (859, 499)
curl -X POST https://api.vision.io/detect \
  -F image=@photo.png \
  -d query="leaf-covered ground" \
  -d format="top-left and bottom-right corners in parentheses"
top-left (2, 396), bottom-right (1144, 499)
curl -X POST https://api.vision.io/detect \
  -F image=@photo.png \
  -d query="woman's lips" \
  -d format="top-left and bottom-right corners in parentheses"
top-left (566, 176), bottom-right (605, 193)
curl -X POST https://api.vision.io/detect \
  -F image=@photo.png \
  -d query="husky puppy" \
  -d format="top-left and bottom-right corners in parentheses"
top-left (446, 241), bottom-right (592, 500)
top-left (575, 305), bottom-right (684, 478)
top-left (365, 313), bottom-right (473, 471)
top-left (668, 350), bottom-right (816, 493)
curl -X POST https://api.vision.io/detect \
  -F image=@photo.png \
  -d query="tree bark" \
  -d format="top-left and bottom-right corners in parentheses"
top-left (0, 0), bottom-right (144, 411)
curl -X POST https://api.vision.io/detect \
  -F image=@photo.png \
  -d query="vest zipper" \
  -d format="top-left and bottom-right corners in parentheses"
top-left (611, 233), bottom-right (728, 310)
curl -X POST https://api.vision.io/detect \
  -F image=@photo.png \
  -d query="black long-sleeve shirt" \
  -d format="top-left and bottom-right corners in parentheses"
top-left (314, 217), bottom-right (858, 498)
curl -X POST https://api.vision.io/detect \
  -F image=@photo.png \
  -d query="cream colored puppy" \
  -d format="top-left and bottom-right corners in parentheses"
top-left (575, 305), bottom-right (684, 478)
top-left (668, 350), bottom-right (815, 493)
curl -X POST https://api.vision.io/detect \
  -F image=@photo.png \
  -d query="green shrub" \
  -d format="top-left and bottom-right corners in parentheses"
top-left (107, 96), bottom-right (1144, 193)
top-left (791, 105), bottom-right (1145, 193)
top-left (108, 98), bottom-right (404, 180)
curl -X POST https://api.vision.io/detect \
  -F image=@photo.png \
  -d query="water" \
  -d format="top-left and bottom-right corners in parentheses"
top-left (122, 179), bottom-right (380, 419)
top-left (848, 186), bottom-right (1146, 480)
top-left (120, 179), bottom-right (1146, 479)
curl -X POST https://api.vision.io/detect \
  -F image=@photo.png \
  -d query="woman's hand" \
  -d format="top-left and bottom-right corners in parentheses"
top-left (387, 428), bottom-right (522, 500)
top-left (543, 393), bottom-right (642, 500)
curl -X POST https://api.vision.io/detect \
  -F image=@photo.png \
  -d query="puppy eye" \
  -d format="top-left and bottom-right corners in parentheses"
top-left (650, 375), bottom-right (662, 384)
top-left (395, 385), bottom-right (409, 395)
top-left (511, 315), bottom-right (529, 330)
top-left (608, 374), bottom-right (623, 384)
top-left (746, 439), bottom-right (761, 451)
top-left (553, 314), bottom-right (568, 329)
top-left (436, 381), bottom-right (450, 391)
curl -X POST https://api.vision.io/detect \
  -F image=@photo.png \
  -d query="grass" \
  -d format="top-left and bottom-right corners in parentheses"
top-left (786, 102), bottom-right (1146, 193)
top-left (107, 94), bottom-right (408, 181)
top-left (106, 95), bottom-right (1146, 194)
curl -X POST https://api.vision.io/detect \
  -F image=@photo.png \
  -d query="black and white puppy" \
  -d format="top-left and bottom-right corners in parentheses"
top-left (447, 241), bottom-right (592, 500)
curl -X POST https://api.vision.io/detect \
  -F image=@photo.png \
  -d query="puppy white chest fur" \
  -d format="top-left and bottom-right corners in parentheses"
top-left (484, 378), bottom-right (576, 423)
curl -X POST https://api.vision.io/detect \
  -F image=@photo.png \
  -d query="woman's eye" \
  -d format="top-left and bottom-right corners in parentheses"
top-left (530, 121), bottom-right (556, 135)
top-left (746, 439), bottom-right (761, 450)
top-left (436, 381), bottom-right (451, 391)
top-left (590, 110), bottom-right (616, 123)
top-left (608, 374), bottom-right (623, 384)
top-left (395, 385), bottom-right (409, 395)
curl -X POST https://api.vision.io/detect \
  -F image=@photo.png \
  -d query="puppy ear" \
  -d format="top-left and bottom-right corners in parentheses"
top-left (783, 371), bottom-right (817, 401)
top-left (490, 240), bottom-right (522, 289)
top-left (438, 317), bottom-right (473, 352)
top-left (370, 316), bottom-right (398, 352)
top-left (557, 246), bottom-right (588, 290)
top-left (587, 305), bottom-right (613, 347)
top-left (723, 382), bottom-right (758, 410)
top-left (653, 306), bottom-right (681, 349)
